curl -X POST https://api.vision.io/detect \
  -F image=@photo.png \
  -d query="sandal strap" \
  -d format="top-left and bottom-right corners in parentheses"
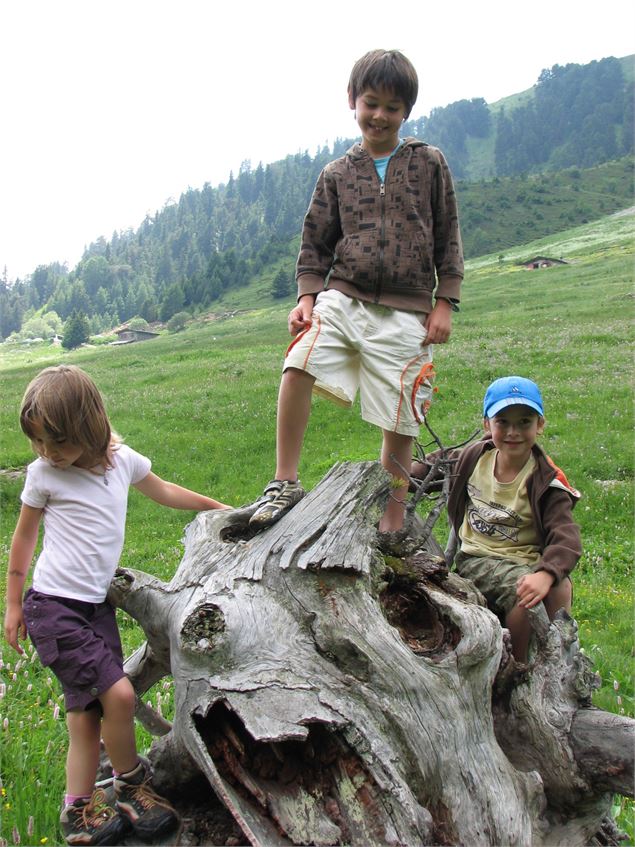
top-left (262, 479), bottom-right (285, 496)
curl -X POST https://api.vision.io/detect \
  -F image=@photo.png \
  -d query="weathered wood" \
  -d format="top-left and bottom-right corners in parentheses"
top-left (569, 707), bottom-right (635, 796)
top-left (108, 461), bottom-right (633, 846)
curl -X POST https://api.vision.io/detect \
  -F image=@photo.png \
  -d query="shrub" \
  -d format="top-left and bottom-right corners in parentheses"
top-left (127, 316), bottom-right (150, 331)
top-left (167, 311), bottom-right (190, 333)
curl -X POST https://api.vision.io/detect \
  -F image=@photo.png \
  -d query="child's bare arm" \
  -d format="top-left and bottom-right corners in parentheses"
top-left (4, 504), bottom-right (42, 653)
top-left (516, 570), bottom-right (555, 609)
top-left (133, 472), bottom-right (231, 511)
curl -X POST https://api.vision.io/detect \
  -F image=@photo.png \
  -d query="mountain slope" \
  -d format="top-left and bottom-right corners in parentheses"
top-left (1, 55), bottom-right (632, 340)
top-left (408, 54), bottom-right (634, 180)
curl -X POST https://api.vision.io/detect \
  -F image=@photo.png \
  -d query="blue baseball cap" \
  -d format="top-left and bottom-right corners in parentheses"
top-left (483, 376), bottom-right (544, 419)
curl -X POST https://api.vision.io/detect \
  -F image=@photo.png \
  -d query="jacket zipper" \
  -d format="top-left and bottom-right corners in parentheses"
top-left (376, 180), bottom-right (386, 303)
top-left (365, 142), bottom-right (404, 302)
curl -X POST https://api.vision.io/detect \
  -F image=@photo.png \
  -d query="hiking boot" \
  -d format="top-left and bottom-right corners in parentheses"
top-left (249, 479), bottom-right (305, 528)
top-left (114, 760), bottom-right (179, 840)
top-left (60, 788), bottom-right (128, 846)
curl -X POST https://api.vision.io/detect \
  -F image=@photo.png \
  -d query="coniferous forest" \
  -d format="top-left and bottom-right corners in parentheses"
top-left (1, 55), bottom-right (632, 342)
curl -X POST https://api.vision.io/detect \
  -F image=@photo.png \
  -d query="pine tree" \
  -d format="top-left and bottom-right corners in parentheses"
top-left (271, 268), bottom-right (291, 299)
top-left (62, 311), bottom-right (90, 349)
top-left (160, 283), bottom-right (185, 322)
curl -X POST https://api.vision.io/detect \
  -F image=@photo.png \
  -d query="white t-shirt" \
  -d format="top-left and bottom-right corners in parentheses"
top-left (21, 444), bottom-right (151, 602)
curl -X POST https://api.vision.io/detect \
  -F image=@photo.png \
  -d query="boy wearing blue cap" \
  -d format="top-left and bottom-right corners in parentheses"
top-left (413, 376), bottom-right (581, 661)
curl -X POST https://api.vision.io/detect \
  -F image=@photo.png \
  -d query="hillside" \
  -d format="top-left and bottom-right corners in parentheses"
top-left (407, 54), bottom-right (633, 180)
top-left (1, 213), bottom-right (632, 735)
top-left (458, 157), bottom-right (633, 256)
top-left (1, 212), bottom-right (633, 843)
top-left (0, 54), bottom-right (632, 343)
top-left (464, 54), bottom-right (634, 180)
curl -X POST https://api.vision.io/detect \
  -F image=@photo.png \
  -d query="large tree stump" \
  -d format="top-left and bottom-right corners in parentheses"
top-left (108, 462), bottom-right (634, 846)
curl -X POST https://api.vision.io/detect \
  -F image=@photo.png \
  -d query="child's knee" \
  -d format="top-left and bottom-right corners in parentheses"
top-left (101, 677), bottom-right (136, 716)
top-left (411, 459), bottom-right (426, 478)
top-left (381, 431), bottom-right (413, 464)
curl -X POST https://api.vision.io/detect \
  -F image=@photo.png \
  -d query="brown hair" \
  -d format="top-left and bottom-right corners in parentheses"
top-left (20, 365), bottom-right (113, 465)
top-left (348, 49), bottom-right (419, 119)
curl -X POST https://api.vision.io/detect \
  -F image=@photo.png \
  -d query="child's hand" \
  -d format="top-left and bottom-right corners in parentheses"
top-left (516, 570), bottom-right (555, 609)
top-left (424, 299), bottom-right (452, 344)
top-left (4, 603), bottom-right (26, 655)
top-left (288, 295), bottom-right (315, 336)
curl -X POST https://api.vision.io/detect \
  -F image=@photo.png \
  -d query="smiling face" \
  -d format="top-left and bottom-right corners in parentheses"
top-left (484, 404), bottom-right (545, 465)
top-left (349, 86), bottom-right (407, 158)
top-left (28, 418), bottom-right (91, 469)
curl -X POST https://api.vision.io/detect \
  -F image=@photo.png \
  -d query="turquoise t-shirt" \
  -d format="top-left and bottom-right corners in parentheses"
top-left (373, 140), bottom-right (403, 183)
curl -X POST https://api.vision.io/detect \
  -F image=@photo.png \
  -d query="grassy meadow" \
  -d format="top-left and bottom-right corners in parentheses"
top-left (0, 210), bottom-right (633, 844)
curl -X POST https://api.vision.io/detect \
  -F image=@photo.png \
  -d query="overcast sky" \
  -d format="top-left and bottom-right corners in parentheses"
top-left (1, 0), bottom-right (633, 282)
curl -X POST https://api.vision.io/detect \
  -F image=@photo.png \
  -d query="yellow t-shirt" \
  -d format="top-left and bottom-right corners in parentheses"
top-left (459, 450), bottom-right (541, 564)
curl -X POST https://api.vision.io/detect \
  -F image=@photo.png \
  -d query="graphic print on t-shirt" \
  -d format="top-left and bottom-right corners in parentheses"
top-left (465, 482), bottom-right (522, 543)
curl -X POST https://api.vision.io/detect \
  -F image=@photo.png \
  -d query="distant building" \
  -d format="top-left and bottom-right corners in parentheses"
top-left (111, 328), bottom-right (160, 345)
top-left (522, 256), bottom-right (569, 270)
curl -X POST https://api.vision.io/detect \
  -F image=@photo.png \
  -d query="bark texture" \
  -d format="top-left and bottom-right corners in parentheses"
top-left (108, 461), bottom-right (634, 846)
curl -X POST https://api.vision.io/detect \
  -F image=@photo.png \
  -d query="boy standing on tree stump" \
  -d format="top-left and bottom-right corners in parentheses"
top-left (249, 48), bottom-right (464, 533)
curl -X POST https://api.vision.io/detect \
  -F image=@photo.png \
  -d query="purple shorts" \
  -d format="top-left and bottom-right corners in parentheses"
top-left (23, 589), bottom-right (126, 712)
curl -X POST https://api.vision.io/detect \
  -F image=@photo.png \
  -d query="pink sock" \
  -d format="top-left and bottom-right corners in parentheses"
top-left (64, 793), bottom-right (91, 807)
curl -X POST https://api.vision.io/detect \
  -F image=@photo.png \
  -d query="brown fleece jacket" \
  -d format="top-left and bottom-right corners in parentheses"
top-left (416, 436), bottom-right (582, 584)
top-left (296, 138), bottom-right (464, 313)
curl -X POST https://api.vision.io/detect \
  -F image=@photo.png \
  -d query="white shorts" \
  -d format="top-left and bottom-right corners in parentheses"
top-left (284, 289), bottom-right (435, 436)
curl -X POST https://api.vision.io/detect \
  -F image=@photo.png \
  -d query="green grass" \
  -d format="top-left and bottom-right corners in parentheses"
top-left (1, 211), bottom-right (633, 844)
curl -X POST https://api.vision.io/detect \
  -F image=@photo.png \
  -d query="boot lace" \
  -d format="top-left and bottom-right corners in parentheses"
top-left (83, 789), bottom-right (117, 827)
top-left (127, 779), bottom-right (174, 812)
